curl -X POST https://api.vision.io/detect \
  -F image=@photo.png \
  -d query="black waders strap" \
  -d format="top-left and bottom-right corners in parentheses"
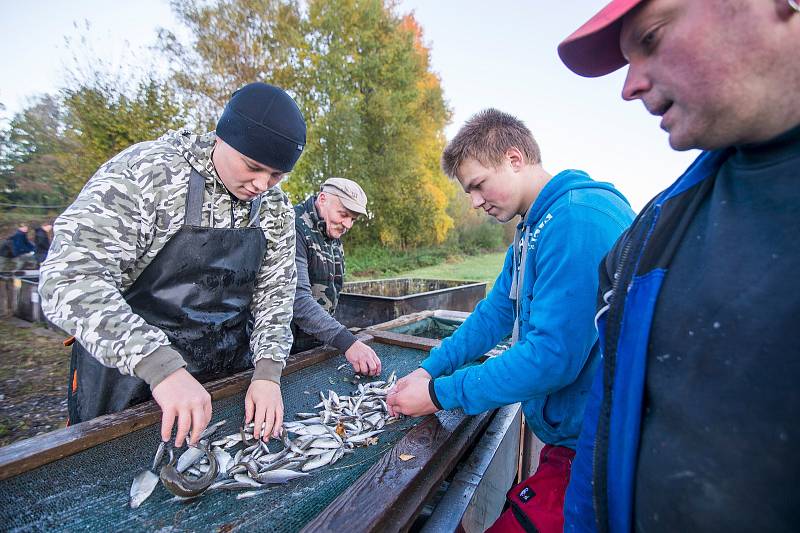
top-left (184, 170), bottom-right (205, 227)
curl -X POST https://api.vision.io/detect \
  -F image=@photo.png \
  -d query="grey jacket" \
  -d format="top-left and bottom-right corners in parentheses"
top-left (291, 195), bottom-right (356, 352)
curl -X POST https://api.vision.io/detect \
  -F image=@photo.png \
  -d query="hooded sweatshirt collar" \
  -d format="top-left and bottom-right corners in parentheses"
top-left (520, 169), bottom-right (630, 229)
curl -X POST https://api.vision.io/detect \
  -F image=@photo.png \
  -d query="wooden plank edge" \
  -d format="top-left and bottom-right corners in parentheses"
top-left (0, 337), bottom-right (375, 481)
top-left (364, 329), bottom-right (441, 352)
top-left (420, 403), bottom-right (522, 532)
top-left (366, 310), bottom-right (435, 331)
top-left (301, 408), bottom-right (494, 533)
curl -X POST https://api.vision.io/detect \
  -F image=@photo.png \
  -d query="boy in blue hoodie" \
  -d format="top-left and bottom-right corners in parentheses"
top-left (386, 108), bottom-right (634, 532)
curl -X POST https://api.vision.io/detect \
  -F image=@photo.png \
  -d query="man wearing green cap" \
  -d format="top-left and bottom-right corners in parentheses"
top-left (40, 82), bottom-right (306, 447)
top-left (291, 177), bottom-right (382, 376)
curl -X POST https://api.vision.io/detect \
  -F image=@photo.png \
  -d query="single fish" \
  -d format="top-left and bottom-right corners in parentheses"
top-left (213, 448), bottom-right (233, 475)
top-left (176, 445), bottom-right (206, 473)
top-left (330, 447), bottom-right (345, 465)
top-left (233, 474), bottom-right (263, 488)
top-left (346, 430), bottom-right (384, 444)
top-left (213, 481), bottom-right (261, 491)
top-left (308, 437), bottom-right (341, 449)
top-left (260, 457), bottom-right (304, 473)
top-left (129, 469), bottom-right (159, 509)
top-left (302, 450), bottom-right (336, 472)
top-left (199, 419), bottom-right (228, 440)
top-left (303, 447), bottom-right (332, 457)
top-left (287, 424), bottom-right (329, 437)
top-left (256, 469), bottom-right (310, 484)
top-left (151, 441), bottom-right (167, 472)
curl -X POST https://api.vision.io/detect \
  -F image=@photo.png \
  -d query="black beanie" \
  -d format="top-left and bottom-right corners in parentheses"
top-left (215, 82), bottom-right (306, 172)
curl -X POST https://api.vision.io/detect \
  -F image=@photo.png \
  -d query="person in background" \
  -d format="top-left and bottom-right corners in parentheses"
top-left (387, 108), bottom-right (634, 532)
top-left (34, 223), bottom-right (52, 264)
top-left (10, 224), bottom-right (35, 258)
top-left (558, 1), bottom-right (800, 530)
top-left (291, 177), bottom-right (382, 376)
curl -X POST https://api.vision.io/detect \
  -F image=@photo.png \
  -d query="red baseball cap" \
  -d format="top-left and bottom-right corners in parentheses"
top-left (558, 0), bottom-right (646, 78)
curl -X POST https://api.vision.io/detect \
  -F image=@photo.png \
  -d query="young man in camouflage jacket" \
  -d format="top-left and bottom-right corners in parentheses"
top-left (40, 82), bottom-right (305, 447)
top-left (291, 177), bottom-right (381, 376)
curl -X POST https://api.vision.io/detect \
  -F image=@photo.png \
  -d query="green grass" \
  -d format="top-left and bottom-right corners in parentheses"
top-left (352, 251), bottom-right (506, 291)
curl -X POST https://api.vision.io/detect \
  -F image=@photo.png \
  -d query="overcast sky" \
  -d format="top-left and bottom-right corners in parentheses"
top-left (0, 1), bottom-right (699, 211)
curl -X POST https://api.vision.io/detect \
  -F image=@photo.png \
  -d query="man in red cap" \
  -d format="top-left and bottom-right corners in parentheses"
top-left (558, 1), bottom-right (800, 532)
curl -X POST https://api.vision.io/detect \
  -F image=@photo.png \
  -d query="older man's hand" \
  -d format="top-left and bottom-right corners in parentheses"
top-left (386, 375), bottom-right (439, 417)
top-left (344, 340), bottom-right (382, 376)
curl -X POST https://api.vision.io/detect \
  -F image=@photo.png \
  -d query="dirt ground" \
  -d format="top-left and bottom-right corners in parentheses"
top-left (0, 317), bottom-right (70, 446)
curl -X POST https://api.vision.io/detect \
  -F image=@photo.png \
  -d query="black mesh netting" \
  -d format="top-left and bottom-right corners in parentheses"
top-left (0, 344), bottom-right (427, 532)
top-left (389, 317), bottom-right (512, 351)
top-left (387, 317), bottom-right (461, 340)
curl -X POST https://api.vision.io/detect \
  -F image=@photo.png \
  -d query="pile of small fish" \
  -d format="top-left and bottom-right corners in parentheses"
top-left (130, 371), bottom-right (399, 508)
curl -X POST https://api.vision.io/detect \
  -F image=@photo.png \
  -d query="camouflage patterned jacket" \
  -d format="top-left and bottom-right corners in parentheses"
top-left (39, 130), bottom-right (296, 387)
top-left (291, 195), bottom-right (357, 352)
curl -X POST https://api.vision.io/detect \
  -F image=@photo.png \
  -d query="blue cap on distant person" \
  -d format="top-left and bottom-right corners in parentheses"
top-left (216, 82), bottom-right (306, 172)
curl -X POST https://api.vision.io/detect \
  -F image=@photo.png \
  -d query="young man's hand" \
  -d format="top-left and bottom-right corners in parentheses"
top-left (245, 380), bottom-right (284, 441)
top-left (386, 375), bottom-right (438, 417)
top-left (344, 340), bottom-right (382, 376)
top-left (152, 368), bottom-right (212, 447)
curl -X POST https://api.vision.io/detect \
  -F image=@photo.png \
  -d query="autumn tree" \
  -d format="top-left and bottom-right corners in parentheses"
top-left (0, 95), bottom-right (76, 206)
top-left (158, 0), bottom-right (304, 129)
top-left (0, 79), bottom-right (185, 204)
top-left (61, 78), bottom-right (186, 194)
top-left (288, 0), bottom-right (454, 248)
top-left (159, 0), bottom-right (454, 248)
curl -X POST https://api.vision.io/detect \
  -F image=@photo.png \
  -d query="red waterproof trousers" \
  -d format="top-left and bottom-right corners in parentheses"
top-left (486, 444), bottom-right (576, 533)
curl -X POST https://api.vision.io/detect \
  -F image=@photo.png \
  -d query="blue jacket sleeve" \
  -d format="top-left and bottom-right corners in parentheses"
top-left (432, 205), bottom-right (621, 413)
top-left (419, 246), bottom-right (516, 378)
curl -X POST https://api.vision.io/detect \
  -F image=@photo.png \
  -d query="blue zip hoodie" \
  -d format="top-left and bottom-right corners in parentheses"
top-left (421, 169), bottom-right (634, 448)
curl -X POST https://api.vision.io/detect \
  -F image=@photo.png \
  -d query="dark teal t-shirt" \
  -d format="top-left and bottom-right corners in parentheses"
top-left (636, 124), bottom-right (800, 532)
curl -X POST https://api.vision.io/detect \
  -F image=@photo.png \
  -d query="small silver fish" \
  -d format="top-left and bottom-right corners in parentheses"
top-left (308, 437), bottom-right (341, 449)
top-left (302, 450), bottom-right (336, 472)
top-left (237, 489), bottom-right (269, 499)
top-left (129, 469), bottom-right (159, 509)
top-left (176, 445), bottom-right (206, 473)
top-left (256, 469), bottom-right (310, 484)
top-left (346, 430), bottom-right (384, 444)
top-left (199, 419), bottom-right (228, 440)
top-left (331, 447), bottom-right (345, 465)
top-left (151, 441), bottom-right (167, 472)
top-left (303, 447), bottom-right (332, 457)
top-left (233, 474), bottom-right (263, 487)
top-left (213, 448), bottom-right (233, 475)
